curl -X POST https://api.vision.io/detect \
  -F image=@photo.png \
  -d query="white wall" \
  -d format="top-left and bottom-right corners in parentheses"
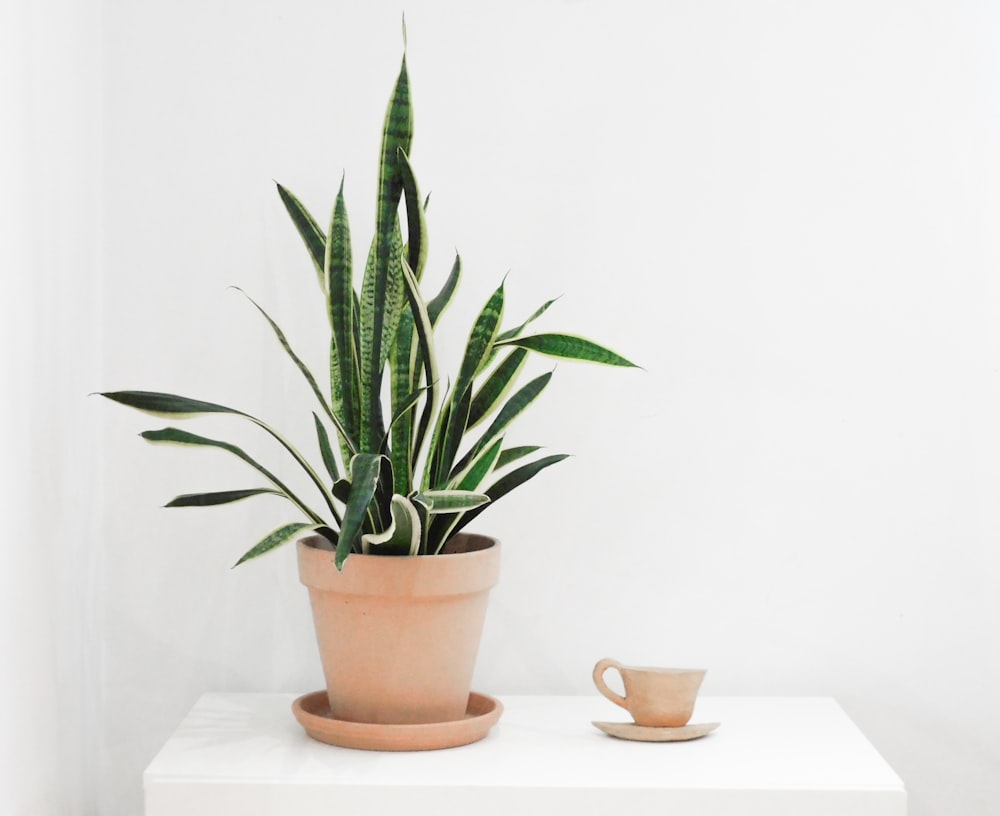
top-left (96, 1), bottom-right (1000, 814)
top-left (0, 0), bottom-right (103, 813)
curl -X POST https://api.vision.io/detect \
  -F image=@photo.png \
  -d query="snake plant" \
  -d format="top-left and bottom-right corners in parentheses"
top-left (101, 47), bottom-right (637, 570)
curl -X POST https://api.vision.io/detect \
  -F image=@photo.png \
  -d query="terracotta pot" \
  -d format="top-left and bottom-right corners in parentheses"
top-left (297, 532), bottom-right (500, 725)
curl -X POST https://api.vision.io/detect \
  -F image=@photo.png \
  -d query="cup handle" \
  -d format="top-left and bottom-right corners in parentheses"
top-left (593, 658), bottom-right (628, 711)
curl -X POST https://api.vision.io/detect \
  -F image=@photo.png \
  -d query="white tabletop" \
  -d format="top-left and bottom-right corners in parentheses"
top-left (144, 694), bottom-right (906, 816)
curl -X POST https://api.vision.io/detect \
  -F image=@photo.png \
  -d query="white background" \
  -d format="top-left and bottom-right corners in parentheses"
top-left (3, 1), bottom-right (999, 814)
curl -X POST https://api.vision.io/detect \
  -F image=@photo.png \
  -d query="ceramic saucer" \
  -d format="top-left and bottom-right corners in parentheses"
top-left (592, 720), bottom-right (720, 742)
top-left (292, 690), bottom-right (503, 751)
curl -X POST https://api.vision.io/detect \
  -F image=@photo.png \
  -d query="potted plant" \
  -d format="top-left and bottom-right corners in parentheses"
top-left (100, 41), bottom-right (636, 745)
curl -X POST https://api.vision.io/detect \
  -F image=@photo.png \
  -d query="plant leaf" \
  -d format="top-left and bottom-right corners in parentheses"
top-left (380, 381), bottom-right (429, 455)
top-left (496, 445), bottom-right (542, 470)
top-left (231, 287), bottom-right (357, 454)
top-left (389, 308), bottom-right (417, 493)
top-left (141, 427), bottom-right (325, 524)
top-left (449, 454), bottom-right (570, 539)
top-left (449, 370), bottom-right (552, 480)
top-left (313, 412), bottom-right (340, 484)
top-left (359, 221), bottom-right (404, 451)
top-left (233, 522), bottom-right (334, 568)
top-left (495, 333), bottom-right (639, 367)
top-left (325, 175), bottom-right (360, 452)
top-left (496, 297), bottom-right (560, 343)
top-left (165, 488), bottom-right (282, 508)
top-left (467, 348), bottom-right (528, 429)
top-left (362, 54), bottom-right (413, 453)
top-left (427, 254), bottom-right (461, 326)
top-left (437, 281), bottom-right (505, 484)
top-left (423, 381), bottom-right (451, 491)
top-left (275, 183), bottom-right (326, 294)
top-left (398, 148), bottom-right (427, 280)
top-left (411, 489), bottom-right (491, 513)
top-left (457, 281), bottom-right (505, 387)
top-left (100, 390), bottom-right (237, 418)
top-left (104, 391), bottom-right (343, 521)
top-left (335, 453), bottom-right (384, 569)
top-left (399, 258), bottom-right (439, 472)
top-left (452, 436), bottom-right (504, 492)
top-left (361, 494), bottom-right (421, 556)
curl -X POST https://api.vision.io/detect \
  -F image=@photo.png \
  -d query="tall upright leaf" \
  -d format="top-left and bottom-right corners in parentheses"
top-left (448, 453), bottom-right (571, 541)
top-left (496, 298), bottom-right (560, 343)
top-left (467, 348), bottom-right (528, 429)
top-left (336, 453), bottom-right (384, 569)
top-left (325, 176), bottom-right (360, 454)
top-left (397, 148), bottom-right (427, 280)
top-left (389, 147), bottom-right (429, 494)
top-left (361, 54), bottom-right (412, 454)
top-left (230, 288), bottom-right (356, 454)
top-left (437, 281), bottom-right (504, 484)
top-left (275, 183), bottom-right (326, 296)
top-left (399, 258), bottom-right (439, 477)
top-left (427, 254), bottom-right (461, 326)
top-left (389, 309), bottom-right (417, 493)
top-left (449, 370), bottom-right (552, 479)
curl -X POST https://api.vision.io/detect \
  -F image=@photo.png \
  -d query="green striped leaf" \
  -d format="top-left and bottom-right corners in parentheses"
top-left (496, 297), bottom-right (560, 344)
top-left (427, 254), bottom-right (461, 327)
top-left (380, 381), bottom-right (429, 456)
top-left (364, 55), bottom-right (413, 454)
top-left (101, 390), bottom-right (234, 418)
top-left (335, 453), bottom-right (384, 569)
top-left (141, 427), bottom-right (324, 524)
top-left (389, 309), bottom-right (417, 493)
top-left (380, 222), bottom-right (406, 374)
top-left (467, 348), bottom-right (528, 429)
top-left (361, 494), bottom-right (421, 556)
top-left (449, 370), bottom-right (552, 480)
top-left (231, 287), bottom-right (357, 454)
top-left (359, 222), bottom-right (404, 451)
top-left (412, 489), bottom-right (491, 514)
top-left (233, 522), bottom-right (331, 568)
top-left (400, 258), bottom-right (439, 472)
top-left (435, 387), bottom-right (472, 488)
top-left (103, 391), bottom-right (341, 521)
top-left (437, 281), bottom-right (505, 484)
top-left (313, 412), bottom-right (340, 485)
top-left (388, 149), bottom-right (428, 490)
top-left (452, 436), bottom-right (504, 492)
top-left (325, 176), bottom-right (360, 452)
top-left (358, 239), bottom-right (379, 451)
top-left (449, 453), bottom-right (570, 539)
top-left (165, 488), bottom-right (282, 508)
top-left (495, 333), bottom-right (639, 367)
top-left (496, 445), bottom-right (542, 470)
top-left (457, 281), bottom-right (505, 387)
top-left (275, 183), bottom-right (326, 294)
top-left (398, 148), bottom-right (427, 280)
top-left (422, 382), bottom-right (451, 491)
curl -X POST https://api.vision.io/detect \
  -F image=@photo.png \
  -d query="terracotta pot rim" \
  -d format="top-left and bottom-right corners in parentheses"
top-left (297, 532), bottom-right (501, 596)
top-left (299, 531), bottom-right (498, 559)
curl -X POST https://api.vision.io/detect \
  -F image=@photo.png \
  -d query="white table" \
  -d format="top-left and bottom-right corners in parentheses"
top-left (144, 694), bottom-right (906, 815)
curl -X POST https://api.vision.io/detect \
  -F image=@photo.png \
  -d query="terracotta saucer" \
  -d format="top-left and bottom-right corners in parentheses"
top-left (592, 720), bottom-right (720, 742)
top-left (292, 690), bottom-right (503, 751)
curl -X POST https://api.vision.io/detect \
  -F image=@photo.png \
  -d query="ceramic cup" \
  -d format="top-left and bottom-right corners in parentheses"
top-left (592, 658), bottom-right (707, 727)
